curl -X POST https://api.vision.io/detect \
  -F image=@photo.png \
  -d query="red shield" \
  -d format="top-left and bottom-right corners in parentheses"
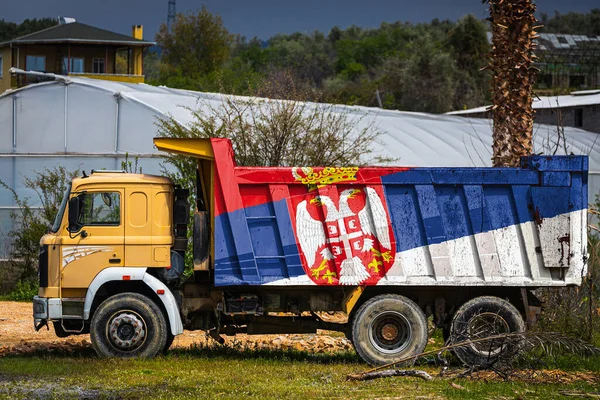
top-left (291, 185), bottom-right (396, 286)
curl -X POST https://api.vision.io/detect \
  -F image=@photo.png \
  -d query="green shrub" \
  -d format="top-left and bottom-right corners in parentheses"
top-left (0, 166), bottom-right (78, 293)
top-left (0, 280), bottom-right (38, 302)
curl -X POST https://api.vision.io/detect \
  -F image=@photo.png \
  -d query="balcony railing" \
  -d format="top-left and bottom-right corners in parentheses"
top-left (67, 72), bottom-right (145, 84)
top-left (10, 69), bottom-right (145, 89)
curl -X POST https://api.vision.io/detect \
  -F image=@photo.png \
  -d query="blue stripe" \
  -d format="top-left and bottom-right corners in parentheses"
top-left (215, 200), bottom-right (303, 286)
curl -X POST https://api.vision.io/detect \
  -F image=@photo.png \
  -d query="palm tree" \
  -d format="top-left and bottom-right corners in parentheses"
top-left (486, 0), bottom-right (538, 167)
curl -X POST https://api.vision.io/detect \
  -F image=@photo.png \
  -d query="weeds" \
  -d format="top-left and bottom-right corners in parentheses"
top-left (0, 166), bottom-right (78, 295)
top-left (1, 345), bottom-right (599, 400)
top-left (0, 280), bottom-right (37, 301)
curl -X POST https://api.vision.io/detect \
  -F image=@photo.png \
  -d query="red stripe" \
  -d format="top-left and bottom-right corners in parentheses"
top-left (211, 138), bottom-right (412, 216)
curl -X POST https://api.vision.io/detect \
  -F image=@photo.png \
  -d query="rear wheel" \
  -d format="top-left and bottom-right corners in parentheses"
top-left (352, 294), bottom-right (428, 366)
top-left (449, 296), bottom-right (525, 367)
top-left (90, 293), bottom-right (167, 358)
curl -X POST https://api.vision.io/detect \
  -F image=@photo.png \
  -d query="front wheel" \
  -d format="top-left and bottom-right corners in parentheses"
top-left (352, 294), bottom-right (428, 366)
top-left (90, 293), bottom-right (168, 358)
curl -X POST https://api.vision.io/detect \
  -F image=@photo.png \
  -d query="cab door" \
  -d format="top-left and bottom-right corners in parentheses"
top-left (61, 190), bottom-right (125, 289)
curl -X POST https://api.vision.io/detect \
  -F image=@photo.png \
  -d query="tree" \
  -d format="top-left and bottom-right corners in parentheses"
top-left (540, 9), bottom-right (600, 36)
top-left (381, 37), bottom-right (458, 113)
top-left (0, 18), bottom-right (57, 42)
top-left (143, 49), bottom-right (161, 83)
top-left (447, 15), bottom-right (489, 75)
top-left (156, 6), bottom-right (233, 84)
top-left (486, 0), bottom-right (538, 167)
top-left (266, 31), bottom-right (334, 86)
top-left (156, 72), bottom-right (389, 196)
top-left (447, 15), bottom-right (490, 110)
top-left (0, 166), bottom-right (79, 287)
top-left (149, 12), bottom-right (496, 115)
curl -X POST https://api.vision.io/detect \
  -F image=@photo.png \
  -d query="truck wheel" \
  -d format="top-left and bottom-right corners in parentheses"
top-left (449, 296), bottom-right (525, 367)
top-left (90, 293), bottom-right (167, 358)
top-left (352, 294), bottom-right (428, 366)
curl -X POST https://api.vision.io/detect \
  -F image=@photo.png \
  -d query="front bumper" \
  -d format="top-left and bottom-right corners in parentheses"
top-left (33, 296), bottom-right (47, 330)
top-left (33, 296), bottom-right (47, 319)
top-left (33, 296), bottom-right (63, 330)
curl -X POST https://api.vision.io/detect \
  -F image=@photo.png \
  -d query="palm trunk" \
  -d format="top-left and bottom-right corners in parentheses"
top-left (487, 0), bottom-right (538, 167)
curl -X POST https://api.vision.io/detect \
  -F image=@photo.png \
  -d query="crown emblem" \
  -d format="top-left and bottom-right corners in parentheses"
top-left (292, 166), bottom-right (359, 190)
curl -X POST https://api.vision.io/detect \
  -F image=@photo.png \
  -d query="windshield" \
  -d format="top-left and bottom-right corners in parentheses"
top-left (51, 184), bottom-right (71, 233)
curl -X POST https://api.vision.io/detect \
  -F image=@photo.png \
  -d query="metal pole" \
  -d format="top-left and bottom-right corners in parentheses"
top-left (12, 95), bottom-right (17, 153)
top-left (11, 95), bottom-right (17, 209)
top-left (375, 89), bottom-right (383, 108)
top-left (114, 94), bottom-right (120, 152)
top-left (64, 85), bottom-right (68, 153)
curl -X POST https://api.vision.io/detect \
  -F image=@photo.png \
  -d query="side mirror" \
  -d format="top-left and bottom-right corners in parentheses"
top-left (68, 197), bottom-right (80, 232)
top-left (101, 193), bottom-right (112, 207)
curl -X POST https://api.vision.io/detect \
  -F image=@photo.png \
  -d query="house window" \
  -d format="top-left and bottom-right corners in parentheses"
top-left (62, 57), bottom-right (84, 74)
top-left (0, 55), bottom-right (3, 78)
top-left (574, 108), bottom-right (583, 128)
top-left (92, 58), bottom-right (105, 74)
top-left (26, 55), bottom-right (45, 72)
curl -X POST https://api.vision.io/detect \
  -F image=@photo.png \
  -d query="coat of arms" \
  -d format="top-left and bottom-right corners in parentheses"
top-left (293, 180), bottom-right (395, 285)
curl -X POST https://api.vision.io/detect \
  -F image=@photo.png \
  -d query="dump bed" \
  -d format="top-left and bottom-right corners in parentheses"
top-left (205, 140), bottom-right (588, 287)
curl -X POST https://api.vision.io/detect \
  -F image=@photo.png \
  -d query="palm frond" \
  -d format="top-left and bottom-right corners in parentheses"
top-left (349, 332), bottom-right (600, 380)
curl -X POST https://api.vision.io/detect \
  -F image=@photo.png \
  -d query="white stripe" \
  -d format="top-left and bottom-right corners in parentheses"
top-left (266, 210), bottom-right (587, 287)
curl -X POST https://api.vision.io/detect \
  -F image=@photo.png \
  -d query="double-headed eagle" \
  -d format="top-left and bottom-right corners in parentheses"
top-left (295, 187), bottom-right (391, 285)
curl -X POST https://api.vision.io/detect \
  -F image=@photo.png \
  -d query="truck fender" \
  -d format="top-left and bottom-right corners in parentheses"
top-left (142, 273), bottom-right (184, 335)
top-left (83, 267), bottom-right (183, 336)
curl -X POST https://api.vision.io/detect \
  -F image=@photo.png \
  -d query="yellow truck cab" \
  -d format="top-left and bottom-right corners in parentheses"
top-left (34, 171), bottom-right (186, 356)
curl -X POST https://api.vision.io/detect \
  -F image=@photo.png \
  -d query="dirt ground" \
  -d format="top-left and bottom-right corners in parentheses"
top-left (0, 301), bottom-right (352, 356)
top-left (3, 301), bottom-right (600, 391)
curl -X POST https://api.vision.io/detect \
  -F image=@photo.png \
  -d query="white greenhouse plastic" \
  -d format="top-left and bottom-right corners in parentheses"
top-left (0, 76), bottom-right (599, 257)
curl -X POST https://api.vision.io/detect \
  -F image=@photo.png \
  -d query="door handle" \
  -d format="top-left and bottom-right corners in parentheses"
top-left (109, 258), bottom-right (121, 264)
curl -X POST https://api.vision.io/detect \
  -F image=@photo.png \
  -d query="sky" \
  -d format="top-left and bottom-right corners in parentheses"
top-left (1, 0), bottom-right (598, 41)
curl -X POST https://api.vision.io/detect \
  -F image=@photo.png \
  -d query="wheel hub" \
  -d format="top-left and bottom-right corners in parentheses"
top-left (368, 311), bottom-right (412, 354)
top-left (108, 312), bottom-right (146, 351)
top-left (381, 324), bottom-right (399, 341)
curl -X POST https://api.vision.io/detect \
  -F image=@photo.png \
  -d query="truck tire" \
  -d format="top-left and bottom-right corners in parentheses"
top-left (90, 293), bottom-right (168, 358)
top-left (352, 294), bottom-right (428, 366)
top-left (449, 296), bottom-right (525, 367)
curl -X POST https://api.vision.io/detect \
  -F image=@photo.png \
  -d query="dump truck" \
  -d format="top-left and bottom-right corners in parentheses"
top-left (32, 137), bottom-right (588, 366)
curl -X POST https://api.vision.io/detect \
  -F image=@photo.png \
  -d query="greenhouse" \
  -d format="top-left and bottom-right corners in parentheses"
top-left (0, 75), bottom-right (599, 256)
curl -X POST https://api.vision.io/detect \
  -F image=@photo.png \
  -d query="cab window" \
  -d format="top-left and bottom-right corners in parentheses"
top-left (79, 192), bottom-right (121, 226)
